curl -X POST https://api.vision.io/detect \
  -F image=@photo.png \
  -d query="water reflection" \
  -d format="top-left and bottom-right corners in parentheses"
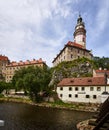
top-left (0, 102), bottom-right (95, 130)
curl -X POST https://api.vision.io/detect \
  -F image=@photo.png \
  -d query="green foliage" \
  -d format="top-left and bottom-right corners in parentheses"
top-left (50, 57), bottom-right (109, 88)
top-left (0, 94), bottom-right (4, 98)
top-left (0, 82), bottom-right (6, 93)
top-left (0, 81), bottom-right (12, 94)
top-left (53, 57), bottom-right (93, 71)
top-left (51, 57), bottom-right (93, 87)
top-left (49, 58), bottom-right (93, 90)
top-left (93, 56), bottom-right (109, 69)
top-left (12, 66), bottom-right (52, 102)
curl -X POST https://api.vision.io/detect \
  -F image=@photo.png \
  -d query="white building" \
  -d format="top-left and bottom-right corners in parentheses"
top-left (57, 77), bottom-right (109, 103)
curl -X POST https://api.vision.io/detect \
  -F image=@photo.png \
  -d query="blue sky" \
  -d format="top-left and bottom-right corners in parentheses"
top-left (0, 0), bottom-right (109, 67)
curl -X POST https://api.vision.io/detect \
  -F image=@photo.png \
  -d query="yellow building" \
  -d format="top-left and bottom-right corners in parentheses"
top-left (5, 58), bottom-right (47, 82)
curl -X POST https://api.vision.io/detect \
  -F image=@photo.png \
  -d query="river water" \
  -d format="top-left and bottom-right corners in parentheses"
top-left (0, 102), bottom-right (95, 130)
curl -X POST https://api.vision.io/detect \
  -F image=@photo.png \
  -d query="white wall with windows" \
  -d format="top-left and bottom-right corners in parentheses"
top-left (57, 86), bottom-right (109, 103)
top-left (107, 78), bottom-right (109, 84)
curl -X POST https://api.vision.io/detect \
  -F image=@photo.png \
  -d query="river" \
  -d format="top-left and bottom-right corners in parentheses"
top-left (0, 102), bottom-right (95, 130)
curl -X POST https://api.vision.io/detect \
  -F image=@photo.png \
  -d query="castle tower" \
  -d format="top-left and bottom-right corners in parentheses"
top-left (73, 15), bottom-right (86, 49)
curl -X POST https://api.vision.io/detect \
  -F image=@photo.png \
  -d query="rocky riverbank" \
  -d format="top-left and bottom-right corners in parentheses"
top-left (0, 96), bottom-right (99, 112)
top-left (77, 119), bottom-right (95, 130)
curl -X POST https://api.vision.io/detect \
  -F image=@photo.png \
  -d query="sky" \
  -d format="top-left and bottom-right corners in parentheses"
top-left (0, 0), bottom-right (109, 67)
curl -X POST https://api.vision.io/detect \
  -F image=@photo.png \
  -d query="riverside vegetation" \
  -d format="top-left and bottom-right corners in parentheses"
top-left (0, 95), bottom-right (99, 112)
top-left (0, 57), bottom-right (109, 107)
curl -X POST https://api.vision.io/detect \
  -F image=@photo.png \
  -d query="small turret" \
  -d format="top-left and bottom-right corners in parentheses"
top-left (77, 14), bottom-right (83, 24)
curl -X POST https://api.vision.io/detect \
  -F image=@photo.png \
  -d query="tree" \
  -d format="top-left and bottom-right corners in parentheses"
top-left (12, 66), bottom-right (52, 102)
top-left (0, 81), bottom-right (12, 94)
top-left (0, 81), bottom-right (6, 93)
top-left (93, 56), bottom-right (109, 69)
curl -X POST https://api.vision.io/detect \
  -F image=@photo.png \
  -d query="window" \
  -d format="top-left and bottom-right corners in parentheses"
top-left (69, 94), bottom-right (72, 98)
top-left (75, 87), bottom-right (78, 91)
top-left (83, 37), bottom-right (85, 42)
top-left (71, 54), bottom-right (73, 58)
top-left (60, 87), bottom-right (63, 91)
top-left (75, 94), bottom-right (78, 98)
top-left (69, 87), bottom-right (72, 91)
top-left (86, 95), bottom-right (90, 98)
top-left (97, 87), bottom-right (101, 91)
top-left (93, 95), bottom-right (97, 99)
top-left (90, 87), bottom-right (94, 91)
top-left (81, 87), bottom-right (85, 91)
top-left (60, 94), bottom-right (63, 97)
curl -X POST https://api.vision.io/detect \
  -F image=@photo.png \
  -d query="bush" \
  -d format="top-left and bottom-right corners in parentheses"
top-left (0, 94), bottom-right (4, 98)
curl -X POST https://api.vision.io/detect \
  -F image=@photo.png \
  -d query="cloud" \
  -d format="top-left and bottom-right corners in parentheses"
top-left (95, 0), bottom-right (109, 35)
top-left (0, 0), bottom-right (108, 66)
top-left (0, 0), bottom-right (76, 66)
top-left (81, 0), bottom-right (109, 59)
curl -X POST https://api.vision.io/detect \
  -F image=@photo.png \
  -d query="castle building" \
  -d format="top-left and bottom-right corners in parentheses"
top-left (0, 55), bottom-right (10, 80)
top-left (5, 58), bottom-right (47, 82)
top-left (52, 15), bottom-right (93, 66)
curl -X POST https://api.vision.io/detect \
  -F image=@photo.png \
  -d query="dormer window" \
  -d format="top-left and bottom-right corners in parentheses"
top-left (70, 80), bottom-right (74, 83)
top-left (88, 79), bottom-right (92, 82)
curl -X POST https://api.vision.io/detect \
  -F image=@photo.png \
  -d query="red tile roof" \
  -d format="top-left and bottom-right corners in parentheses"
top-left (95, 70), bottom-right (109, 73)
top-left (57, 77), bottom-right (106, 86)
top-left (52, 41), bottom-right (92, 63)
top-left (95, 70), bottom-right (109, 77)
top-left (0, 55), bottom-right (9, 61)
top-left (67, 41), bottom-right (83, 49)
top-left (6, 58), bottom-right (46, 67)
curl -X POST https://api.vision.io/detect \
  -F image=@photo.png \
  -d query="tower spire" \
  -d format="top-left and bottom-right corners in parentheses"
top-left (78, 11), bottom-right (81, 18)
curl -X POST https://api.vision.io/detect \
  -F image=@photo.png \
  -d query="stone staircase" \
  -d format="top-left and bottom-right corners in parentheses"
top-left (89, 97), bottom-right (109, 130)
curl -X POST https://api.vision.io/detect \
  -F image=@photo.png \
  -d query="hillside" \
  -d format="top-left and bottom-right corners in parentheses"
top-left (50, 58), bottom-right (94, 87)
